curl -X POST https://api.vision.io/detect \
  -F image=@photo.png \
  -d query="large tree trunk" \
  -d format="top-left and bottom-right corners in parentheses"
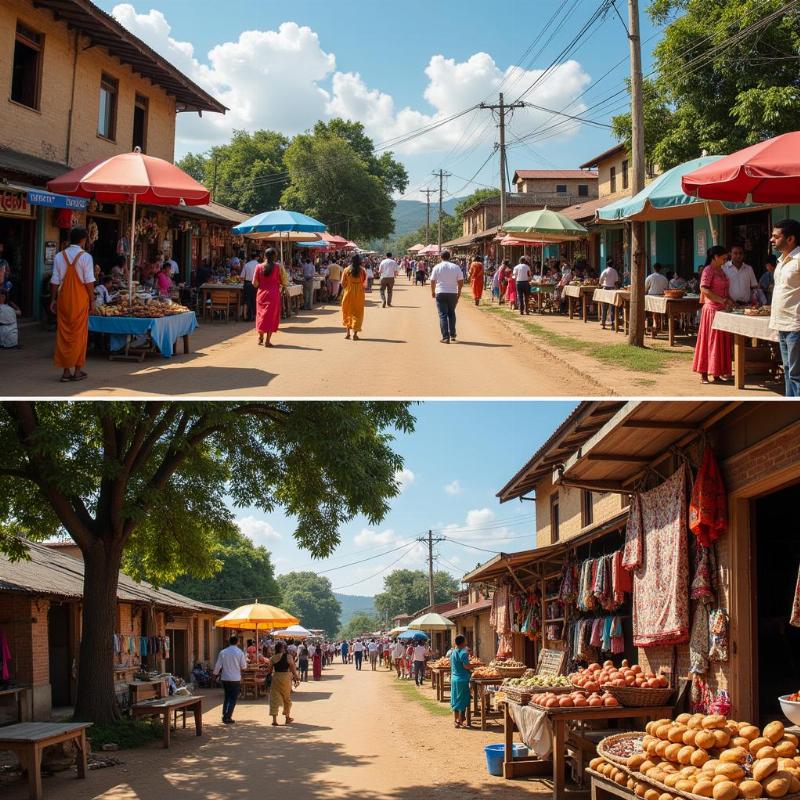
top-left (73, 538), bottom-right (123, 723)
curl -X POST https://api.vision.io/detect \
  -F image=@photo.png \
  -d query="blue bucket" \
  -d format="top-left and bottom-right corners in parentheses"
top-left (485, 743), bottom-right (529, 776)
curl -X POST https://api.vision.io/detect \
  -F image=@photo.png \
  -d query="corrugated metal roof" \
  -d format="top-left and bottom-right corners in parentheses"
top-left (0, 540), bottom-right (228, 615)
top-left (0, 147), bottom-right (68, 181)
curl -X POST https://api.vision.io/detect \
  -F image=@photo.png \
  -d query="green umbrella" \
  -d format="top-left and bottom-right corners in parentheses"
top-left (502, 207), bottom-right (588, 240)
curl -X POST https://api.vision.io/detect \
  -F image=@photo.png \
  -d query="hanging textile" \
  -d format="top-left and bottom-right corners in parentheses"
top-left (629, 465), bottom-right (690, 647)
top-left (689, 447), bottom-right (728, 547)
top-left (559, 561), bottom-right (578, 604)
top-left (610, 617), bottom-right (625, 654)
top-left (622, 494), bottom-right (644, 570)
top-left (708, 608), bottom-right (729, 662)
top-left (690, 540), bottom-right (717, 601)
top-left (0, 631), bottom-right (12, 681)
top-left (791, 564), bottom-right (800, 628)
top-left (689, 602), bottom-right (710, 674)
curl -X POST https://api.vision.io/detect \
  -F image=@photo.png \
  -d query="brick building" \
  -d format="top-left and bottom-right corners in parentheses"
top-left (466, 400), bottom-right (800, 724)
top-left (0, 0), bottom-right (234, 316)
top-left (0, 539), bottom-right (227, 723)
top-left (511, 170), bottom-right (598, 208)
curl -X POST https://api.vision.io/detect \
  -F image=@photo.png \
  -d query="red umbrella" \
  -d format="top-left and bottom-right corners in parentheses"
top-left (48, 148), bottom-right (211, 297)
top-left (320, 232), bottom-right (349, 247)
top-left (681, 132), bottom-right (800, 203)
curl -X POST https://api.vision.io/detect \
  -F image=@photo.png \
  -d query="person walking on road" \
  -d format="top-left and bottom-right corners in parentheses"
top-left (430, 250), bottom-right (463, 344)
top-left (769, 218), bottom-right (800, 396)
top-left (253, 248), bottom-right (288, 347)
top-left (450, 634), bottom-right (475, 728)
top-left (368, 639), bottom-right (379, 670)
top-left (267, 641), bottom-right (300, 726)
top-left (393, 639), bottom-right (406, 678)
top-left (468, 254), bottom-right (484, 306)
top-left (213, 634), bottom-right (248, 724)
top-left (312, 641), bottom-right (323, 680)
top-left (353, 638), bottom-right (364, 670)
top-left (301, 256), bottom-right (316, 310)
top-left (379, 252), bottom-right (399, 308)
top-left (340, 639), bottom-right (349, 664)
top-left (51, 227), bottom-right (95, 383)
top-left (328, 259), bottom-right (343, 302)
top-left (297, 642), bottom-right (309, 681)
top-left (512, 255), bottom-right (532, 315)
top-left (412, 639), bottom-right (427, 686)
top-left (341, 254), bottom-right (367, 340)
top-left (241, 252), bottom-right (259, 321)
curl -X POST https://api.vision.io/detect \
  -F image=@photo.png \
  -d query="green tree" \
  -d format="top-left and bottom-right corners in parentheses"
top-left (161, 528), bottom-right (281, 608)
top-left (0, 401), bottom-right (413, 722)
top-left (611, 0), bottom-right (800, 169)
top-left (339, 611), bottom-right (381, 640)
top-left (277, 571), bottom-right (341, 634)
top-left (374, 569), bottom-right (460, 623)
top-left (177, 129), bottom-right (289, 214)
top-left (391, 213), bottom-right (462, 255)
top-left (281, 133), bottom-right (395, 240)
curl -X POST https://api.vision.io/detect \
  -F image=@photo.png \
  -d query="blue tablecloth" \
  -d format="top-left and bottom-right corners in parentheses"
top-left (89, 311), bottom-right (197, 357)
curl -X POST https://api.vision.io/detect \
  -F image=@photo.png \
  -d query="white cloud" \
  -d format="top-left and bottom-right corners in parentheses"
top-left (237, 515), bottom-right (282, 545)
top-left (442, 507), bottom-right (528, 546)
top-left (445, 480), bottom-right (462, 495)
top-left (394, 468), bottom-right (416, 493)
top-left (111, 6), bottom-right (592, 158)
top-left (354, 527), bottom-right (397, 548)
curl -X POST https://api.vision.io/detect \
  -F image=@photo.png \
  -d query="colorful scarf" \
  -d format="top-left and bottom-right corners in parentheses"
top-left (689, 447), bottom-right (728, 547)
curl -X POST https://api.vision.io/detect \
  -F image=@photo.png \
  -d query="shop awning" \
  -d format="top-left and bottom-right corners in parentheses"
top-left (447, 598), bottom-right (492, 619)
top-left (558, 401), bottom-right (735, 494)
top-left (442, 233), bottom-right (476, 249)
top-left (3, 182), bottom-right (88, 210)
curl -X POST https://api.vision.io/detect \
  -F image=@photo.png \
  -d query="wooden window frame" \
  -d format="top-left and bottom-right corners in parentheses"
top-left (578, 184), bottom-right (589, 197)
top-left (550, 493), bottom-right (560, 543)
top-left (133, 93), bottom-right (149, 152)
top-left (98, 72), bottom-right (119, 142)
top-left (581, 489), bottom-right (593, 528)
top-left (622, 159), bottom-right (630, 190)
top-left (555, 184), bottom-right (567, 194)
top-left (11, 21), bottom-right (44, 111)
top-left (610, 166), bottom-right (617, 194)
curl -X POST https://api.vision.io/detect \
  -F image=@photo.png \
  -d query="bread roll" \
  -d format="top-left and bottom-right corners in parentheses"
top-left (692, 749), bottom-right (711, 767)
top-left (732, 737), bottom-right (752, 749)
top-left (628, 778), bottom-right (637, 790)
top-left (635, 782), bottom-right (648, 798)
top-left (590, 756), bottom-right (604, 770)
top-left (753, 758), bottom-right (779, 782)
top-left (739, 725), bottom-right (761, 742)
top-left (657, 724), bottom-right (673, 740)
top-left (776, 740), bottom-right (797, 758)
top-left (764, 722), bottom-right (786, 745)
top-left (629, 754), bottom-right (648, 770)
top-left (758, 748), bottom-right (780, 761)
top-left (763, 772), bottom-right (790, 798)
top-left (659, 794), bottom-right (673, 800)
top-left (703, 715), bottom-right (727, 730)
top-left (666, 743), bottom-right (684, 762)
top-left (688, 714), bottom-right (705, 730)
top-left (737, 780), bottom-right (764, 799)
top-left (677, 746), bottom-right (697, 765)
top-left (615, 770), bottom-right (628, 786)
top-left (713, 780), bottom-right (740, 800)
top-left (694, 779), bottom-right (715, 797)
top-left (641, 760), bottom-right (658, 774)
top-left (784, 733), bottom-right (798, 747)
top-left (664, 773), bottom-right (681, 787)
top-left (696, 731), bottom-right (717, 750)
top-left (677, 780), bottom-right (696, 792)
top-left (656, 741), bottom-right (671, 758)
top-left (713, 729), bottom-right (733, 748)
top-left (645, 789), bottom-right (661, 800)
top-left (715, 763), bottom-right (746, 781)
top-left (750, 737), bottom-right (774, 756)
top-left (721, 747), bottom-right (749, 764)
top-left (669, 726), bottom-right (689, 743)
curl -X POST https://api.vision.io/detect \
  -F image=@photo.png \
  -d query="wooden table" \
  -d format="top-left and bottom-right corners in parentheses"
top-left (199, 282), bottom-right (244, 320)
top-left (0, 686), bottom-right (27, 725)
top-left (712, 310), bottom-right (780, 389)
top-left (592, 288), bottom-right (628, 332)
top-left (590, 768), bottom-right (637, 800)
top-left (130, 695), bottom-right (203, 748)
top-left (430, 667), bottom-right (450, 702)
top-left (529, 284), bottom-right (559, 314)
top-left (501, 700), bottom-right (673, 796)
top-left (284, 284), bottom-right (303, 318)
top-left (644, 294), bottom-right (700, 346)
top-left (0, 722), bottom-right (91, 800)
top-left (470, 676), bottom-right (504, 730)
top-left (564, 285), bottom-right (598, 322)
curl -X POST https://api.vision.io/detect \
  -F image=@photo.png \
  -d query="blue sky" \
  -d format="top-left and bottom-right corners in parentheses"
top-left (220, 401), bottom-right (577, 602)
top-left (97, 1), bottom-right (664, 200)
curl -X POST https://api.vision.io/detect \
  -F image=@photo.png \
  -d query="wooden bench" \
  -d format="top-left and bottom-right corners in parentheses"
top-left (0, 686), bottom-right (28, 725)
top-left (0, 721), bottom-right (91, 800)
top-left (130, 695), bottom-right (202, 748)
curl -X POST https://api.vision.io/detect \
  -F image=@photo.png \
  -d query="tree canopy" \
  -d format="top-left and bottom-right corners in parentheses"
top-left (277, 571), bottom-right (342, 634)
top-left (374, 569), bottom-right (460, 622)
top-left (338, 611), bottom-right (382, 640)
top-left (0, 401), bottom-right (414, 721)
top-left (611, 0), bottom-right (800, 169)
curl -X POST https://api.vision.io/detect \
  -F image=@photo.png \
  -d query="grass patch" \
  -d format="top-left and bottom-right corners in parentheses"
top-left (483, 305), bottom-right (692, 374)
top-left (391, 679), bottom-right (452, 717)
top-left (86, 719), bottom-right (164, 750)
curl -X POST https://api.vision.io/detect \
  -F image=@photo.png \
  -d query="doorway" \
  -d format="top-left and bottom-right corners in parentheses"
top-left (165, 629), bottom-right (187, 678)
top-left (726, 211), bottom-right (771, 275)
top-left (48, 604), bottom-right (72, 708)
top-left (675, 219), bottom-right (695, 278)
top-left (87, 215), bottom-right (120, 274)
top-left (0, 215), bottom-right (35, 315)
top-left (754, 482), bottom-right (800, 724)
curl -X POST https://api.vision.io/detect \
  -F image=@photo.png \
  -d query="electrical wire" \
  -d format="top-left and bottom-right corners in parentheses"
top-left (331, 541), bottom-right (418, 591)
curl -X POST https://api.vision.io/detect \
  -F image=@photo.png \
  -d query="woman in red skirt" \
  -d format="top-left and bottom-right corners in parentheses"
top-left (253, 248), bottom-right (288, 347)
top-left (692, 245), bottom-right (734, 384)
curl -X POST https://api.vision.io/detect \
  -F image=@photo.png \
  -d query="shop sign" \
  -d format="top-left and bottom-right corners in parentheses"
top-left (27, 190), bottom-right (88, 210)
top-left (0, 189), bottom-right (32, 218)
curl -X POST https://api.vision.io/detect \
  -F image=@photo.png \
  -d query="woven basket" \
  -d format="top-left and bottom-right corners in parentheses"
top-left (596, 732), bottom-right (646, 766)
top-left (601, 684), bottom-right (674, 707)
top-left (503, 687), bottom-right (532, 706)
top-left (495, 666), bottom-right (527, 678)
top-left (627, 766), bottom-right (800, 800)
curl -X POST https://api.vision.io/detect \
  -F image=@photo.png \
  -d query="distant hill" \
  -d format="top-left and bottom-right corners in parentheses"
top-left (392, 197), bottom-right (464, 238)
top-left (334, 593), bottom-right (376, 625)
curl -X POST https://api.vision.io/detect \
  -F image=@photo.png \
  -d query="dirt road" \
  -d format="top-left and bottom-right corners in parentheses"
top-left (7, 278), bottom-right (597, 397)
top-left (3, 662), bottom-right (547, 799)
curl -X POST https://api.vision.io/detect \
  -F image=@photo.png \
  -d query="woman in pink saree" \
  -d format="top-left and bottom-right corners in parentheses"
top-left (253, 247), bottom-right (288, 347)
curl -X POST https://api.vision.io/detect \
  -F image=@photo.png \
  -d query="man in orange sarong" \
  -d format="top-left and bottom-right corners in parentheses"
top-left (468, 253), bottom-right (484, 306)
top-left (51, 227), bottom-right (95, 382)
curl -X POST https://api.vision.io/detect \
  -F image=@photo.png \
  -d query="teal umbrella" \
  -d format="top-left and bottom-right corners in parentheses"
top-left (596, 156), bottom-right (763, 223)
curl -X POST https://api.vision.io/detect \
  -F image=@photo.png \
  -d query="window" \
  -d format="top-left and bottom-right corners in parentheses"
top-left (578, 184), bottom-right (589, 197)
top-left (621, 493), bottom-right (631, 509)
top-left (556, 184), bottom-right (567, 194)
top-left (132, 94), bottom-right (148, 151)
top-left (11, 22), bottom-right (43, 110)
top-left (550, 493), bottom-right (560, 543)
top-left (581, 490), bottom-right (593, 528)
top-left (609, 166), bottom-right (617, 194)
top-left (622, 159), bottom-right (629, 190)
top-left (98, 73), bottom-right (118, 140)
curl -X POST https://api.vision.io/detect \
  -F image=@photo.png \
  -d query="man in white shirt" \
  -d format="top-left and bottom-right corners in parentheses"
top-left (644, 262), bottom-right (669, 295)
top-left (392, 639), bottom-right (406, 679)
top-left (301, 258), bottom-right (316, 310)
top-left (165, 255), bottom-right (179, 278)
top-left (51, 227), bottom-right (96, 383)
top-left (353, 639), bottom-right (364, 670)
top-left (769, 219), bottom-right (800, 397)
top-left (241, 253), bottom-right (260, 321)
top-left (723, 244), bottom-right (759, 305)
top-left (598, 259), bottom-right (621, 329)
top-left (378, 252), bottom-right (399, 308)
top-left (512, 256), bottom-right (532, 315)
top-left (213, 634), bottom-right (248, 724)
top-left (412, 641), bottom-right (428, 686)
top-left (367, 639), bottom-right (379, 670)
top-left (430, 250), bottom-right (464, 343)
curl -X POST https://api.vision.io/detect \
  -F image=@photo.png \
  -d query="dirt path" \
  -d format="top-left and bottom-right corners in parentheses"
top-left (3, 662), bottom-right (549, 799)
top-left (7, 278), bottom-right (598, 397)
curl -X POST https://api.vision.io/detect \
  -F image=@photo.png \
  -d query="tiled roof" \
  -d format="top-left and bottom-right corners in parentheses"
top-left (514, 170), bottom-right (598, 181)
top-left (447, 598), bottom-right (492, 618)
top-left (559, 194), bottom-right (631, 221)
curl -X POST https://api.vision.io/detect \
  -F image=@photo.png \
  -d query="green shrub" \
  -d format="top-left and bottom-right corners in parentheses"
top-left (86, 719), bottom-right (163, 750)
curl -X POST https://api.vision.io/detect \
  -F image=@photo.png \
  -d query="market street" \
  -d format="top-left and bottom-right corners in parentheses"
top-left (2, 661), bottom-right (540, 800)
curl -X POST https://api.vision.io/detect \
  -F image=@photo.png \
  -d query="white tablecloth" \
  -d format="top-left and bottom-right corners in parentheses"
top-left (712, 310), bottom-right (779, 342)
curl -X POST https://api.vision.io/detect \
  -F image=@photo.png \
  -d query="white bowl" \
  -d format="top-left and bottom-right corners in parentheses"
top-left (779, 695), bottom-right (800, 726)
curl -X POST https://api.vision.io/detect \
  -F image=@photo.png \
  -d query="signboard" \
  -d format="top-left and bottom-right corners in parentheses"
top-left (650, 229), bottom-right (657, 260)
top-left (536, 647), bottom-right (566, 677)
top-left (696, 229), bottom-right (707, 257)
top-left (26, 190), bottom-right (88, 210)
top-left (0, 189), bottom-right (32, 218)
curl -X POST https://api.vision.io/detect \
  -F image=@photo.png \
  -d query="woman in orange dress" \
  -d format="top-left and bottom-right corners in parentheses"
top-left (341, 253), bottom-right (367, 340)
top-left (468, 255), bottom-right (484, 306)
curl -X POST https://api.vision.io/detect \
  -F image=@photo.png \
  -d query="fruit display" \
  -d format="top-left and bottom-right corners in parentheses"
top-left (744, 306), bottom-right (770, 316)
top-left (490, 658), bottom-right (525, 669)
top-left (531, 689), bottom-right (618, 709)
top-left (627, 714), bottom-right (800, 799)
top-left (428, 655), bottom-right (483, 670)
top-left (571, 660), bottom-right (669, 692)
top-left (504, 674), bottom-right (572, 689)
top-left (471, 666), bottom-right (503, 680)
top-left (92, 298), bottom-right (191, 318)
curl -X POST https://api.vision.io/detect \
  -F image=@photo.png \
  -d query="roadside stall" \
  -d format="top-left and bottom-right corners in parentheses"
top-left (711, 310), bottom-right (780, 389)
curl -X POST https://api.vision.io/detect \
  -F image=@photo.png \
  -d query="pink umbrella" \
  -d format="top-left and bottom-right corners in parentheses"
top-left (48, 147), bottom-right (211, 298)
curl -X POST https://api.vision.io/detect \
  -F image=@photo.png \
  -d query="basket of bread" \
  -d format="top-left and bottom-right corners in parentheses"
top-left (664, 289), bottom-right (686, 299)
top-left (490, 658), bottom-right (527, 678)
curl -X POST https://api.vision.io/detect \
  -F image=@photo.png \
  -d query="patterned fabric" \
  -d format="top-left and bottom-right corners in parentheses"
top-left (708, 609), bottom-right (729, 661)
top-left (629, 466), bottom-right (690, 647)
top-left (613, 550), bottom-right (633, 603)
top-left (792, 564), bottom-right (800, 628)
top-left (622, 494), bottom-right (644, 569)
top-left (691, 540), bottom-right (717, 601)
top-left (689, 602), bottom-right (709, 674)
top-left (689, 447), bottom-right (728, 547)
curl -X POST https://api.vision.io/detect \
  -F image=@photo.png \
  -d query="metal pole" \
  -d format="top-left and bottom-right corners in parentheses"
top-left (437, 171), bottom-right (443, 253)
top-left (427, 530), bottom-right (435, 608)
top-left (421, 188), bottom-right (434, 246)
top-left (499, 92), bottom-right (507, 226)
top-left (627, 0), bottom-right (646, 347)
top-left (128, 193), bottom-right (137, 301)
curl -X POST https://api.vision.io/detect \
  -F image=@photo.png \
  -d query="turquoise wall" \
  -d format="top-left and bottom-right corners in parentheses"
top-left (649, 220), bottom-right (676, 271)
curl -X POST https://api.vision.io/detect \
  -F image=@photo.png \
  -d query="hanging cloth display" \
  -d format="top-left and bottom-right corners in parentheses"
top-left (689, 602), bottom-right (710, 674)
top-left (0, 630), bottom-right (11, 681)
top-left (689, 447), bottom-right (728, 547)
top-left (708, 608), bottom-right (729, 662)
top-left (690, 539), bottom-right (717, 601)
top-left (791, 563), bottom-right (800, 628)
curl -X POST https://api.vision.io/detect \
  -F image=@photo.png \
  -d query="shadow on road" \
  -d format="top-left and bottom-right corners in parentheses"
top-left (453, 340), bottom-right (512, 349)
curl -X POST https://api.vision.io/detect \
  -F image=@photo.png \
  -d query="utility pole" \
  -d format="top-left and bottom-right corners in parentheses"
top-left (627, 0), bottom-right (647, 347)
top-left (433, 169), bottom-right (451, 252)
top-left (417, 530), bottom-right (445, 609)
top-left (480, 93), bottom-right (524, 225)
top-left (420, 188), bottom-right (435, 245)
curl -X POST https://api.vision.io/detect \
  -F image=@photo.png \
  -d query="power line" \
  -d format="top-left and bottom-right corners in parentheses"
top-left (331, 541), bottom-right (418, 591)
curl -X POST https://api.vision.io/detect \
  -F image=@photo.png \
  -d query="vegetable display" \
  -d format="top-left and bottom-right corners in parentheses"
top-left (504, 674), bottom-right (573, 688)
top-left (571, 660), bottom-right (669, 692)
top-left (93, 299), bottom-right (191, 318)
top-left (531, 689), bottom-right (618, 709)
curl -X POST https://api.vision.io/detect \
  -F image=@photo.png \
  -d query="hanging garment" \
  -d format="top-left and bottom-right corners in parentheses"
top-left (601, 616), bottom-right (613, 652)
top-left (689, 447), bottom-right (728, 547)
top-left (622, 494), bottom-right (644, 570)
top-left (612, 549), bottom-right (632, 604)
top-left (791, 564), bottom-right (800, 628)
top-left (689, 601), bottom-right (710, 674)
top-left (691, 540), bottom-right (717, 601)
top-left (610, 617), bottom-right (625, 654)
top-left (559, 562), bottom-right (577, 604)
top-left (0, 631), bottom-right (11, 681)
top-left (590, 618), bottom-right (603, 647)
top-left (630, 465), bottom-right (690, 647)
top-left (708, 608), bottom-right (729, 662)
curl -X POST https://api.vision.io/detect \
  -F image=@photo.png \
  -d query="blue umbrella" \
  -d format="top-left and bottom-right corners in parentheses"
top-left (398, 629), bottom-right (428, 641)
top-left (232, 209), bottom-right (326, 235)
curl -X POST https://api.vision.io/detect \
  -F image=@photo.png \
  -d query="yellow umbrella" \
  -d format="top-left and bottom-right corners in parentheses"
top-left (215, 602), bottom-right (300, 652)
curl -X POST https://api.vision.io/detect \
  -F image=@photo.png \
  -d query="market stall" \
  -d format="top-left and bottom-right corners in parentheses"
top-left (644, 293), bottom-right (701, 346)
top-left (593, 288), bottom-right (629, 332)
top-left (564, 283), bottom-right (600, 322)
top-left (198, 279), bottom-right (244, 322)
top-left (711, 310), bottom-right (780, 389)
